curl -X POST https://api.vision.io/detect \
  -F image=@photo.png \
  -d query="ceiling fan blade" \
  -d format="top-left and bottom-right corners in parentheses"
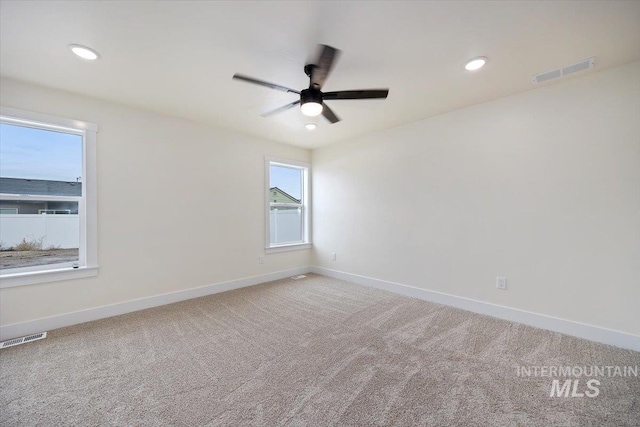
top-left (323, 89), bottom-right (389, 100)
top-left (233, 74), bottom-right (300, 94)
top-left (310, 45), bottom-right (341, 89)
top-left (321, 103), bottom-right (340, 123)
top-left (261, 100), bottom-right (301, 117)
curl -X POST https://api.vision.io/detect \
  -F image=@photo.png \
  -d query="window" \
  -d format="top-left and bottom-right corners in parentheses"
top-left (265, 158), bottom-right (311, 252)
top-left (0, 208), bottom-right (17, 214)
top-left (0, 107), bottom-right (98, 287)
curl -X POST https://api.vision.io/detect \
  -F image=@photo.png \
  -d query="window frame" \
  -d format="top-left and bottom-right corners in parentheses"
top-left (0, 106), bottom-right (98, 288)
top-left (265, 157), bottom-right (311, 253)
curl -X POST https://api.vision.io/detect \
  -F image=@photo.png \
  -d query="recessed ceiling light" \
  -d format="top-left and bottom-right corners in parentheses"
top-left (69, 44), bottom-right (100, 60)
top-left (465, 57), bottom-right (487, 71)
top-left (305, 123), bottom-right (317, 130)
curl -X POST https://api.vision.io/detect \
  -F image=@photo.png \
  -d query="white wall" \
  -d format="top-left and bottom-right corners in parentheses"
top-left (0, 77), bottom-right (311, 326)
top-left (312, 62), bottom-right (640, 336)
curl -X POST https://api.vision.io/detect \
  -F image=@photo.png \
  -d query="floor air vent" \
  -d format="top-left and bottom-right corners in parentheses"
top-left (1, 332), bottom-right (47, 349)
top-left (532, 57), bottom-right (594, 84)
top-left (291, 275), bottom-right (307, 280)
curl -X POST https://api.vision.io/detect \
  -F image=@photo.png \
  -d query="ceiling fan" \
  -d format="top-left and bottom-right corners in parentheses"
top-left (232, 44), bottom-right (389, 124)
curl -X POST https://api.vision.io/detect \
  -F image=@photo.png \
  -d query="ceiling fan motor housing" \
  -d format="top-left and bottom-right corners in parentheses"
top-left (300, 87), bottom-right (323, 105)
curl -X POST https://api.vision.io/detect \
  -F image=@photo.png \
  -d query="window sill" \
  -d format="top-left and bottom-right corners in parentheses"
top-left (0, 266), bottom-right (99, 289)
top-left (265, 243), bottom-right (312, 254)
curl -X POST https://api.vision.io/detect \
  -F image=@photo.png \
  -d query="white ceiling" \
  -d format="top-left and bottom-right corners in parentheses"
top-left (1, 1), bottom-right (639, 148)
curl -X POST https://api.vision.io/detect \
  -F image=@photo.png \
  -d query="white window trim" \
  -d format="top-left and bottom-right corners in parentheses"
top-left (1, 266), bottom-right (98, 288)
top-left (0, 106), bottom-right (98, 288)
top-left (266, 243), bottom-right (312, 254)
top-left (265, 157), bottom-right (311, 253)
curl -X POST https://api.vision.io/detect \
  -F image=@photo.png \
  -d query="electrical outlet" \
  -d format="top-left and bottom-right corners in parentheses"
top-left (258, 256), bottom-right (264, 264)
top-left (496, 276), bottom-right (507, 290)
top-left (331, 252), bottom-right (337, 261)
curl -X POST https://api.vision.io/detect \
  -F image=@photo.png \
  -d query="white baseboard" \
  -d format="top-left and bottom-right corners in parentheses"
top-left (4, 266), bottom-right (638, 352)
top-left (0, 267), bottom-right (309, 341)
top-left (310, 266), bottom-right (640, 352)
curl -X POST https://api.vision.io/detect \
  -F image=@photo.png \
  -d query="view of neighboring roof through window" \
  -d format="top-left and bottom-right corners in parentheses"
top-left (0, 123), bottom-right (83, 271)
top-left (270, 165), bottom-right (302, 203)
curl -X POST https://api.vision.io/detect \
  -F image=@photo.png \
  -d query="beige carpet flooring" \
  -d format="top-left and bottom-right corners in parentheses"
top-left (1, 274), bottom-right (639, 426)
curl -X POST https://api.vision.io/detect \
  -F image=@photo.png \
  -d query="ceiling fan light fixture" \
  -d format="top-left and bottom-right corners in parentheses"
top-left (465, 57), bottom-right (487, 71)
top-left (232, 45), bottom-right (389, 124)
top-left (69, 44), bottom-right (100, 60)
top-left (300, 87), bottom-right (323, 117)
top-left (305, 123), bottom-right (317, 130)
top-left (300, 102), bottom-right (323, 117)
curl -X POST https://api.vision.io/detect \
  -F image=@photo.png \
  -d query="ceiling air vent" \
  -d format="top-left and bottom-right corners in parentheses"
top-left (1, 332), bottom-right (47, 349)
top-left (532, 57), bottom-right (595, 84)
